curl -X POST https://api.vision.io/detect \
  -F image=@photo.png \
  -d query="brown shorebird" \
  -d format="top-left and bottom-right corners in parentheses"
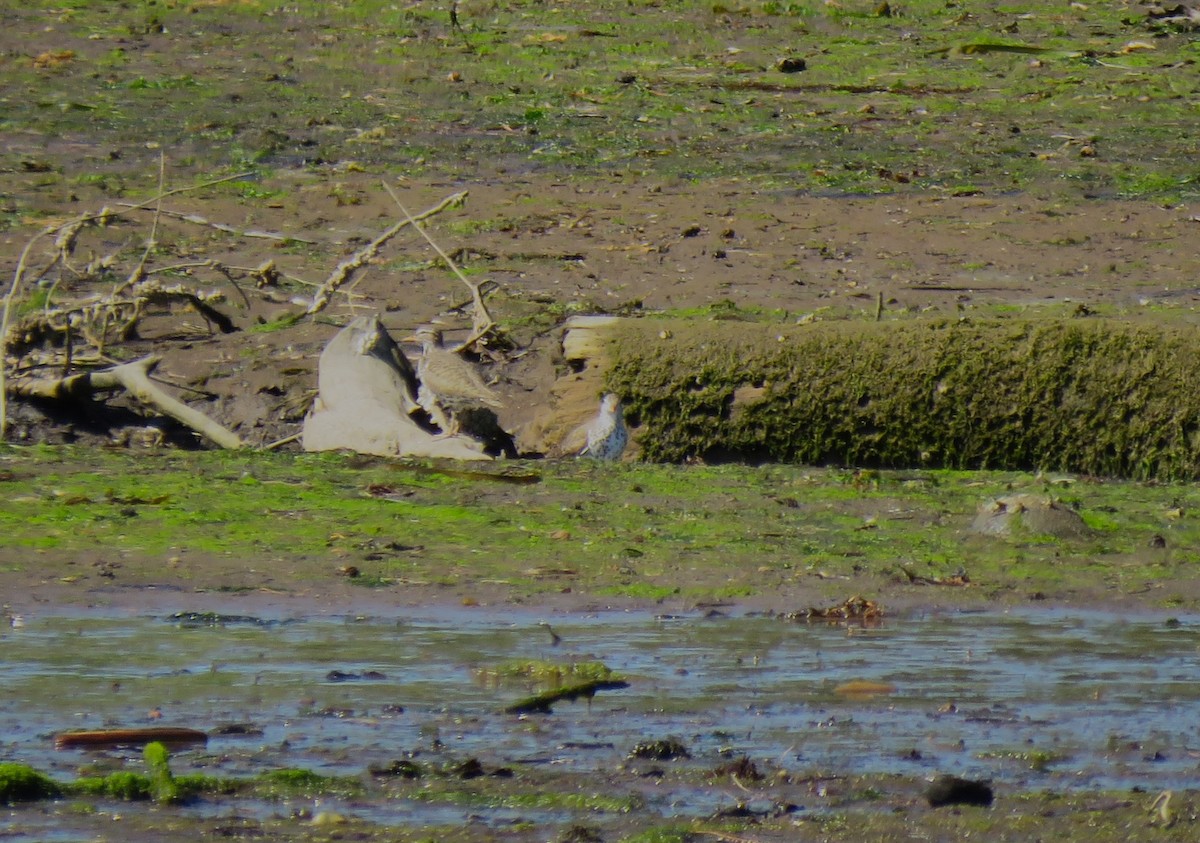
top-left (409, 326), bottom-right (502, 436)
top-left (579, 393), bottom-right (627, 460)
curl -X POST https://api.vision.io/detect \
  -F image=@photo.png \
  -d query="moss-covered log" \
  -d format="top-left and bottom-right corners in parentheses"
top-left (605, 317), bottom-right (1200, 480)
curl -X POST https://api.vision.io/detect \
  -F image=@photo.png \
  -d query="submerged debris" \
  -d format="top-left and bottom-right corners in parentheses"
top-left (784, 595), bottom-right (883, 624)
top-left (925, 774), bottom-right (994, 807)
top-left (835, 679), bottom-right (898, 698)
top-left (629, 737), bottom-right (691, 761)
top-left (165, 612), bottom-right (277, 627)
top-left (325, 669), bottom-right (387, 682)
top-left (452, 758), bottom-right (485, 779)
top-left (713, 755), bottom-right (764, 781)
top-left (368, 759), bottom-right (422, 779)
top-left (557, 825), bottom-right (605, 843)
top-left (504, 679), bottom-right (629, 714)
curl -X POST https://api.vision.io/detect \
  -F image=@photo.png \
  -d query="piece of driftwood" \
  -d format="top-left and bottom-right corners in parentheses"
top-left (12, 355), bottom-right (243, 449)
top-left (504, 679), bottom-right (630, 714)
top-left (302, 314), bottom-right (490, 459)
top-left (55, 726), bottom-right (209, 750)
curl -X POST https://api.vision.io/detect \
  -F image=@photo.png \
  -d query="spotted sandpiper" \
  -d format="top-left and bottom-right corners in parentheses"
top-left (579, 393), bottom-right (627, 461)
top-left (409, 326), bottom-right (502, 436)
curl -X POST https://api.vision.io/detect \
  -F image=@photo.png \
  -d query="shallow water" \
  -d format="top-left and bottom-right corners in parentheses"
top-left (2, 604), bottom-right (1198, 833)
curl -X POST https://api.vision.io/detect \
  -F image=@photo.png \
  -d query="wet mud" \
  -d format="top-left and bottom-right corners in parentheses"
top-left (3, 604), bottom-right (1197, 839)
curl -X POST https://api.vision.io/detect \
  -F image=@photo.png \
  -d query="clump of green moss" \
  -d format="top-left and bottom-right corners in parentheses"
top-left (74, 771), bottom-right (152, 801)
top-left (608, 316), bottom-right (1200, 480)
top-left (255, 768), bottom-right (362, 799)
top-left (143, 741), bottom-right (180, 804)
top-left (0, 763), bottom-right (62, 802)
top-left (68, 743), bottom-right (221, 804)
top-left (477, 659), bottom-right (615, 688)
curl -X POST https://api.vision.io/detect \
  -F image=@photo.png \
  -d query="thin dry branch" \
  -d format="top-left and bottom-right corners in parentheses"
top-left (113, 205), bottom-right (315, 244)
top-left (305, 190), bottom-right (468, 316)
top-left (9, 279), bottom-right (235, 359)
top-left (110, 170), bottom-right (257, 214)
top-left (383, 182), bottom-right (495, 339)
top-left (114, 151), bottom-right (167, 296)
top-left (11, 355), bottom-right (243, 449)
top-left (0, 216), bottom-right (79, 439)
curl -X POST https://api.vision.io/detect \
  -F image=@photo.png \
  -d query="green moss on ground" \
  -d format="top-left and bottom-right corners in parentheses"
top-left (4, 444), bottom-right (1200, 610)
top-left (5, 1), bottom-right (1200, 200)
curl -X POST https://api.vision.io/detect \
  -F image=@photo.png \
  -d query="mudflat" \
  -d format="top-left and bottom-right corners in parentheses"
top-left (3, 2), bottom-right (1200, 840)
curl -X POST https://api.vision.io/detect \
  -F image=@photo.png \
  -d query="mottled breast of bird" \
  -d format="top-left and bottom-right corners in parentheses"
top-left (579, 392), bottom-right (627, 460)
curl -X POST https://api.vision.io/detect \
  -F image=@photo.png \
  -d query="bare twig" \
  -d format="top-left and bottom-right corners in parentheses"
top-left (113, 205), bottom-right (315, 243)
top-left (262, 432), bottom-right (302, 451)
top-left (305, 189), bottom-right (468, 316)
top-left (114, 151), bottom-right (167, 296)
top-left (0, 219), bottom-right (69, 439)
top-left (382, 182), bottom-right (495, 339)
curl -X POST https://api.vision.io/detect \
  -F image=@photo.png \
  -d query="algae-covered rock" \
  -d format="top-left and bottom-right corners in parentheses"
top-left (971, 494), bottom-right (1090, 539)
top-left (602, 316), bottom-right (1200, 480)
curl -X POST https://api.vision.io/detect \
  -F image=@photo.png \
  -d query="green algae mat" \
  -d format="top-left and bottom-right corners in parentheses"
top-left (3, 444), bottom-right (1200, 613)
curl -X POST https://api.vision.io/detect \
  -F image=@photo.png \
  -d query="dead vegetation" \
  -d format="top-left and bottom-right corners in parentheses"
top-left (0, 164), bottom-right (511, 452)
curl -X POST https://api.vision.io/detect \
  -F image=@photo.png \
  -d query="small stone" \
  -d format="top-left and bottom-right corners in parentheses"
top-left (311, 811), bottom-right (347, 826)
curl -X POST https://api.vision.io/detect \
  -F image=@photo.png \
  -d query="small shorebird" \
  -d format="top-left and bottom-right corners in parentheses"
top-left (409, 326), bottom-right (502, 436)
top-left (579, 393), bottom-right (627, 461)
